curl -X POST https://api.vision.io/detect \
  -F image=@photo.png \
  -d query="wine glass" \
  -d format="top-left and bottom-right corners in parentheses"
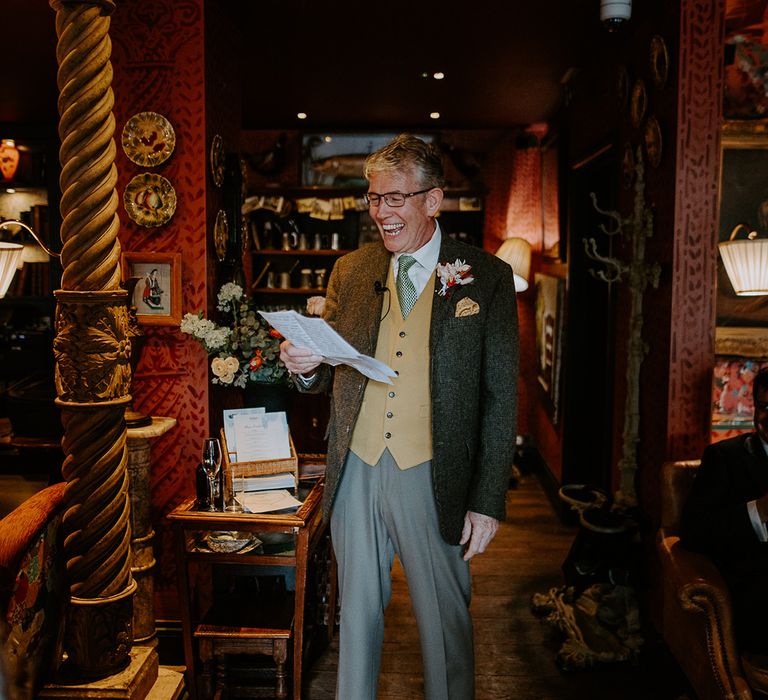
top-left (201, 437), bottom-right (222, 512)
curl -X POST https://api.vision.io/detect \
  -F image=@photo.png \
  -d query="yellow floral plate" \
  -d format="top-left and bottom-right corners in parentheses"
top-left (121, 111), bottom-right (175, 167)
top-left (123, 173), bottom-right (177, 227)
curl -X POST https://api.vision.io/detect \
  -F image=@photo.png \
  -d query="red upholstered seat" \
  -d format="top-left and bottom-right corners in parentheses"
top-left (0, 482), bottom-right (67, 700)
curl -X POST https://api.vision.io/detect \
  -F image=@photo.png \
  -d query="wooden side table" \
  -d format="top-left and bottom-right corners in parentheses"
top-left (167, 478), bottom-right (334, 700)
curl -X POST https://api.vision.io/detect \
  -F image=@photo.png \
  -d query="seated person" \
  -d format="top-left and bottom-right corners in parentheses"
top-left (681, 366), bottom-right (768, 653)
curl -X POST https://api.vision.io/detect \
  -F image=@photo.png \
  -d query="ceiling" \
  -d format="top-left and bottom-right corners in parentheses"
top-left (4, 0), bottom-right (600, 131)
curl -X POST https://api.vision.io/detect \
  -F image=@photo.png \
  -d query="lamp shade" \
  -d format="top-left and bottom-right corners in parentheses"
top-left (496, 237), bottom-right (532, 292)
top-left (718, 225), bottom-right (768, 296)
top-left (0, 242), bottom-right (23, 297)
top-left (0, 139), bottom-right (20, 182)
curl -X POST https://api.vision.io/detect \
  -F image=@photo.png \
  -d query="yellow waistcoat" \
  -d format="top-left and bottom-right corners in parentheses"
top-left (349, 265), bottom-right (435, 469)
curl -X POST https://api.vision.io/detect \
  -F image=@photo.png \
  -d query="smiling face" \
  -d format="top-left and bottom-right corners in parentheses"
top-left (367, 167), bottom-right (443, 254)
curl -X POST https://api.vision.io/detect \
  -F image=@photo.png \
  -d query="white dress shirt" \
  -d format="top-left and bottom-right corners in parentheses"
top-left (392, 222), bottom-right (442, 297)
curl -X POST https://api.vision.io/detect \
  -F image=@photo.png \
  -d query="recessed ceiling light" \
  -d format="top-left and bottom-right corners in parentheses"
top-left (297, 112), bottom-right (307, 120)
top-left (433, 72), bottom-right (445, 80)
top-left (430, 112), bottom-right (441, 120)
top-left (421, 72), bottom-right (429, 78)
top-left (324, 135), bottom-right (333, 143)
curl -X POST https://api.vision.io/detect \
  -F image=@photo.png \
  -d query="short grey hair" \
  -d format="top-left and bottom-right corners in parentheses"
top-left (364, 134), bottom-right (445, 189)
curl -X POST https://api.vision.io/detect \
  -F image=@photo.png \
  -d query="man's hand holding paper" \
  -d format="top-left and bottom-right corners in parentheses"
top-left (266, 310), bottom-right (396, 384)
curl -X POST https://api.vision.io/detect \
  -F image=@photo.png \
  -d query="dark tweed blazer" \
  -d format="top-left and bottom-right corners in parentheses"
top-left (303, 234), bottom-right (519, 545)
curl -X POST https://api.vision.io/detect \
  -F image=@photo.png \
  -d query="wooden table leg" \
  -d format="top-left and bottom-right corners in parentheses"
top-left (174, 525), bottom-right (199, 700)
top-left (274, 639), bottom-right (288, 699)
top-left (292, 526), bottom-right (310, 700)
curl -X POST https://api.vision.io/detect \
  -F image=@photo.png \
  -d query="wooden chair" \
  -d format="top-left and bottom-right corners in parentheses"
top-left (656, 459), bottom-right (768, 700)
top-left (193, 591), bottom-right (294, 699)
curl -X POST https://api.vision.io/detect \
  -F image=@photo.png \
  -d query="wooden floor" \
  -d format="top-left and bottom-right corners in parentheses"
top-left (302, 472), bottom-right (693, 699)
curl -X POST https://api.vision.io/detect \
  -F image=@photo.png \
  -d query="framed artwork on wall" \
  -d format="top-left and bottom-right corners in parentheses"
top-left (534, 273), bottom-right (566, 424)
top-left (121, 251), bottom-right (182, 326)
top-left (717, 119), bottom-right (768, 327)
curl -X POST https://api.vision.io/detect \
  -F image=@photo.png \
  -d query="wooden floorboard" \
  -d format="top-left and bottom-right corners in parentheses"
top-left (302, 473), bottom-right (693, 699)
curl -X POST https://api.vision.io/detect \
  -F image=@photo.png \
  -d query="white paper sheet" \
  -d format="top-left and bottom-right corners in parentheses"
top-left (241, 489), bottom-right (303, 514)
top-left (231, 411), bottom-right (291, 462)
top-left (223, 407), bottom-right (265, 455)
top-left (241, 472), bottom-right (295, 492)
top-left (259, 309), bottom-right (397, 384)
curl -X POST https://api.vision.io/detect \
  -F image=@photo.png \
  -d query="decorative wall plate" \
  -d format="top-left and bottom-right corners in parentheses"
top-left (214, 209), bottom-right (229, 261)
top-left (210, 134), bottom-right (225, 187)
top-left (650, 35), bottom-right (670, 90)
top-left (121, 112), bottom-right (175, 167)
top-left (644, 115), bottom-right (663, 168)
top-left (123, 173), bottom-right (177, 227)
top-left (630, 79), bottom-right (647, 128)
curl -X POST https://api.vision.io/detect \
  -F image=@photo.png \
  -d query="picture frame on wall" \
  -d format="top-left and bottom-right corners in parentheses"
top-left (534, 273), bottom-right (565, 424)
top-left (121, 251), bottom-right (182, 326)
top-left (717, 119), bottom-right (768, 326)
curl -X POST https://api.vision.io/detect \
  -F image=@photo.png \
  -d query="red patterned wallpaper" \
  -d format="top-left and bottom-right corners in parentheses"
top-left (110, 0), bottom-right (210, 618)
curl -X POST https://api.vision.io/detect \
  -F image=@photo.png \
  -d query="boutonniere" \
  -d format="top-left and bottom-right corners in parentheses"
top-left (436, 259), bottom-right (475, 297)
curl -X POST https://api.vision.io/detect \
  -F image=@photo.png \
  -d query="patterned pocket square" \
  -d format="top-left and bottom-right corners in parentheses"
top-left (455, 297), bottom-right (480, 317)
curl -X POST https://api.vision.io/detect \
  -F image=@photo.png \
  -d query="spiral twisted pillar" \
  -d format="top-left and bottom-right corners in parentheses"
top-left (49, 0), bottom-right (135, 679)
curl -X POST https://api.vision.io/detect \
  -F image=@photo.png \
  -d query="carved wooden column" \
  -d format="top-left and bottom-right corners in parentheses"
top-left (49, 0), bottom-right (135, 678)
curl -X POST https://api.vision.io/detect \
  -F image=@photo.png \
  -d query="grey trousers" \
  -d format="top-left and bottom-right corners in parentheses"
top-left (330, 449), bottom-right (474, 699)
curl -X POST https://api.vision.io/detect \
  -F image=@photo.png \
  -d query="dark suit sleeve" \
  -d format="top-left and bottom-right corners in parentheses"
top-left (680, 442), bottom-right (762, 559)
top-left (290, 260), bottom-right (340, 395)
top-left (466, 261), bottom-right (519, 520)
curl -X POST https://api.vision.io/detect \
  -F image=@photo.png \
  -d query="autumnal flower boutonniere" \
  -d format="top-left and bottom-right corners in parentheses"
top-left (436, 259), bottom-right (475, 298)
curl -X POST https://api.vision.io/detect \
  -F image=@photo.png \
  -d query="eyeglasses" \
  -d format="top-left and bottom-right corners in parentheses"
top-left (364, 188), bottom-right (432, 208)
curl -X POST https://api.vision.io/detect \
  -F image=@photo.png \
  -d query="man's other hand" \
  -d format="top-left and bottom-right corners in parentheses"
top-left (460, 511), bottom-right (499, 561)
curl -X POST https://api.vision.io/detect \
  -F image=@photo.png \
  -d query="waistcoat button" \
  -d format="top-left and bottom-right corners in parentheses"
top-left (385, 432), bottom-right (392, 439)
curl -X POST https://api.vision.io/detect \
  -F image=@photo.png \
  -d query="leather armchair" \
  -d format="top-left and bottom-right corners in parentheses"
top-left (656, 459), bottom-right (767, 700)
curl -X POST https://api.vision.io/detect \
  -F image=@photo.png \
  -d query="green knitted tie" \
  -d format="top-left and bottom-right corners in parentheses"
top-left (396, 254), bottom-right (419, 317)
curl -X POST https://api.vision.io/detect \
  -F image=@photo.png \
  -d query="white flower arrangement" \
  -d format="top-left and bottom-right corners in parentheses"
top-left (180, 283), bottom-right (288, 387)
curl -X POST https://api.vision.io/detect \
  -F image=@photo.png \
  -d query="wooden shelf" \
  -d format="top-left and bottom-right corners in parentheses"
top-left (252, 287), bottom-right (327, 295)
top-left (252, 249), bottom-right (351, 257)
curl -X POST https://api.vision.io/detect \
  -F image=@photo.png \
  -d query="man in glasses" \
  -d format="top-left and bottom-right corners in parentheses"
top-left (281, 134), bottom-right (519, 699)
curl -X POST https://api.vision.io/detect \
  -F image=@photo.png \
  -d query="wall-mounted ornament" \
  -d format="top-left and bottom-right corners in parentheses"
top-left (630, 79), bottom-right (647, 128)
top-left (622, 142), bottom-right (635, 189)
top-left (213, 209), bottom-right (229, 261)
top-left (210, 134), bottom-right (225, 188)
top-left (644, 115), bottom-right (663, 168)
top-left (121, 112), bottom-right (176, 167)
top-left (123, 173), bottom-right (177, 227)
top-left (650, 35), bottom-right (669, 90)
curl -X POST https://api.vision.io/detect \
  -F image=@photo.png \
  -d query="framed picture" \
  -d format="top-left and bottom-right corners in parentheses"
top-left (121, 251), bottom-right (182, 326)
top-left (717, 120), bottom-right (768, 326)
top-left (301, 133), bottom-right (434, 187)
top-left (534, 273), bottom-right (565, 424)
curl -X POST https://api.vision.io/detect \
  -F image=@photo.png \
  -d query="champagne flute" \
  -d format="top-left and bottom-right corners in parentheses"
top-left (201, 437), bottom-right (222, 512)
